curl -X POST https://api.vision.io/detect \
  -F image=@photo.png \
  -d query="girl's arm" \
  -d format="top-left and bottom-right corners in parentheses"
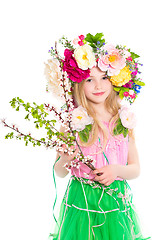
top-left (116, 136), bottom-right (140, 180)
top-left (54, 126), bottom-right (79, 178)
top-left (54, 153), bottom-right (70, 178)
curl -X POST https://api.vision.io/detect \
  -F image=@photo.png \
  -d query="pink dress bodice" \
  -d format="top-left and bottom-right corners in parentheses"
top-left (71, 121), bottom-right (129, 181)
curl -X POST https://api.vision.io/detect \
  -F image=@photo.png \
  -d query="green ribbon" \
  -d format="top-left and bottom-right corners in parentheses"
top-left (98, 137), bottom-right (109, 165)
top-left (52, 156), bottom-right (61, 227)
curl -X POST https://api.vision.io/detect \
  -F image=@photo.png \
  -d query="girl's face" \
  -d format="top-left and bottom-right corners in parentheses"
top-left (83, 67), bottom-right (112, 105)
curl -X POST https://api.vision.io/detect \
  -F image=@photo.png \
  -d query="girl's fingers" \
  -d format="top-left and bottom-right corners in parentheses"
top-left (92, 166), bottom-right (105, 175)
top-left (105, 181), bottom-right (112, 186)
top-left (94, 174), bottom-right (106, 182)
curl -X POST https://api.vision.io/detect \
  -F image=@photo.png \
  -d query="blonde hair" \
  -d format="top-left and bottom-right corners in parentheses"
top-left (73, 80), bottom-right (135, 148)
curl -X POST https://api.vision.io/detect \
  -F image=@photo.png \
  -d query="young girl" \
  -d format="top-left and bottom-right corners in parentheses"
top-left (47, 33), bottom-right (150, 240)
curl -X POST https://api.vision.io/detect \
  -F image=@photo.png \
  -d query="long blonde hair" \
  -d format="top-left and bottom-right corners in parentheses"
top-left (73, 80), bottom-right (134, 148)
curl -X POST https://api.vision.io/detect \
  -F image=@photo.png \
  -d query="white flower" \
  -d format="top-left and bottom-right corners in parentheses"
top-left (71, 106), bottom-right (94, 131)
top-left (74, 44), bottom-right (96, 70)
top-left (118, 105), bottom-right (136, 129)
top-left (44, 59), bottom-right (63, 99)
top-left (129, 90), bottom-right (135, 95)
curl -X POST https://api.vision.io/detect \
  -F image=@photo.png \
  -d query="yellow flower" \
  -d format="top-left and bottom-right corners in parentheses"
top-left (110, 66), bottom-right (131, 87)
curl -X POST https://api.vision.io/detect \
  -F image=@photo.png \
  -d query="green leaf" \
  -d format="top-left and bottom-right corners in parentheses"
top-left (39, 121), bottom-right (43, 127)
top-left (5, 132), bottom-right (14, 139)
top-left (133, 80), bottom-right (145, 86)
top-left (85, 124), bottom-right (92, 131)
top-left (113, 87), bottom-right (121, 92)
top-left (84, 127), bottom-right (89, 137)
top-left (89, 43), bottom-right (97, 48)
top-left (25, 114), bottom-right (30, 120)
top-left (37, 141), bottom-right (41, 146)
top-left (78, 131), bottom-right (88, 143)
top-left (123, 128), bottom-right (128, 138)
top-left (94, 33), bottom-right (104, 41)
top-left (78, 124), bottom-right (92, 142)
top-left (85, 32), bottom-right (105, 45)
top-left (128, 49), bottom-right (140, 60)
top-left (113, 128), bottom-right (118, 136)
top-left (117, 123), bottom-right (124, 134)
top-left (39, 104), bottom-right (44, 111)
top-left (113, 118), bottom-right (129, 137)
top-left (119, 90), bottom-right (125, 100)
top-left (17, 97), bottom-right (24, 104)
top-left (40, 138), bottom-right (46, 142)
top-left (31, 109), bottom-right (38, 118)
top-left (85, 33), bottom-right (94, 43)
top-left (78, 127), bottom-right (90, 143)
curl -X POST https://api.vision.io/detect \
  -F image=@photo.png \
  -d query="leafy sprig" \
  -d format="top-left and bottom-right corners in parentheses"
top-left (85, 33), bottom-right (105, 53)
top-left (2, 96), bottom-right (98, 172)
top-left (59, 36), bottom-right (74, 51)
top-left (113, 118), bottom-right (128, 138)
top-left (5, 97), bottom-right (74, 146)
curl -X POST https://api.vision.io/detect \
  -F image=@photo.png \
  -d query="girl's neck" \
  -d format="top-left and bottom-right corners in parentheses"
top-left (89, 103), bottom-right (113, 122)
top-left (96, 112), bottom-right (113, 123)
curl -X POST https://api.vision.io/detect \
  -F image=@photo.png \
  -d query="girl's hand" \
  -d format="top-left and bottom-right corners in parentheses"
top-left (57, 144), bottom-right (79, 164)
top-left (92, 165), bottom-right (118, 186)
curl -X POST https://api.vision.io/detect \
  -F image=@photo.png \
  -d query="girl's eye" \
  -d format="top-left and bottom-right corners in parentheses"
top-left (86, 79), bottom-right (92, 82)
top-left (102, 76), bottom-right (108, 80)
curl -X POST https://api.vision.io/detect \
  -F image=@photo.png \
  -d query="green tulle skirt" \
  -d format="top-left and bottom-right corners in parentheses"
top-left (49, 176), bottom-right (150, 240)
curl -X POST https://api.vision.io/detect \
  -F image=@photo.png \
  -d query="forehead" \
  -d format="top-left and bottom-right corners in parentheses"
top-left (89, 67), bottom-right (106, 77)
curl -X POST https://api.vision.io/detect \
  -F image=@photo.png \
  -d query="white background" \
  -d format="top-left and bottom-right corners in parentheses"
top-left (0, 0), bottom-right (159, 239)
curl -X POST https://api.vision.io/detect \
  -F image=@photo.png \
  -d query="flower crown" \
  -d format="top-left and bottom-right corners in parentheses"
top-left (45, 33), bottom-right (144, 105)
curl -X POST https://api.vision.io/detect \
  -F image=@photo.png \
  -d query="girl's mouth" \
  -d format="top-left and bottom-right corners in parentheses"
top-left (93, 92), bottom-right (105, 96)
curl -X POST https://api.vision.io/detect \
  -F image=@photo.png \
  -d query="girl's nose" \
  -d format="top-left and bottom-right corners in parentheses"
top-left (95, 80), bottom-right (102, 89)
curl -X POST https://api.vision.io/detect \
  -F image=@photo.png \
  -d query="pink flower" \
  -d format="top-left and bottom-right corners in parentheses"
top-left (131, 69), bottom-right (138, 76)
top-left (79, 35), bottom-right (85, 41)
top-left (130, 93), bottom-right (136, 99)
top-left (78, 40), bottom-right (84, 46)
top-left (123, 92), bottom-right (129, 97)
top-left (127, 56), bottom-right (133, 62)
top-left (123, 80), bottom-right (134, 88)
top-left (63, 49), bottom-right (90, 83)
top-left (73, 35), bottom-right (85, 46)
top-left (131, 63), bottom-right (138, 75)
top-left (98, 44), bottom-right (126, 76)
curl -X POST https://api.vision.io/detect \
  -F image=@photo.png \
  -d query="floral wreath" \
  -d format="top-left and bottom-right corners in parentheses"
top-left (46, 32), bottom-right (144, 105)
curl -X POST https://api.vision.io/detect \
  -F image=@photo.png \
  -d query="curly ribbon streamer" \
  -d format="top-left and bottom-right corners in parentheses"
top-left (52, 156), bottom-right (61, 227)
top-left (58, 178), bottom-right (72, 240)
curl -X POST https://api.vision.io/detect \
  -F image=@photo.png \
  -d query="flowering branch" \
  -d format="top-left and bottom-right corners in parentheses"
top-left (1, 96), bottom-right (97, 173)
top-left (2, 119), bottom-right (56, 148)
